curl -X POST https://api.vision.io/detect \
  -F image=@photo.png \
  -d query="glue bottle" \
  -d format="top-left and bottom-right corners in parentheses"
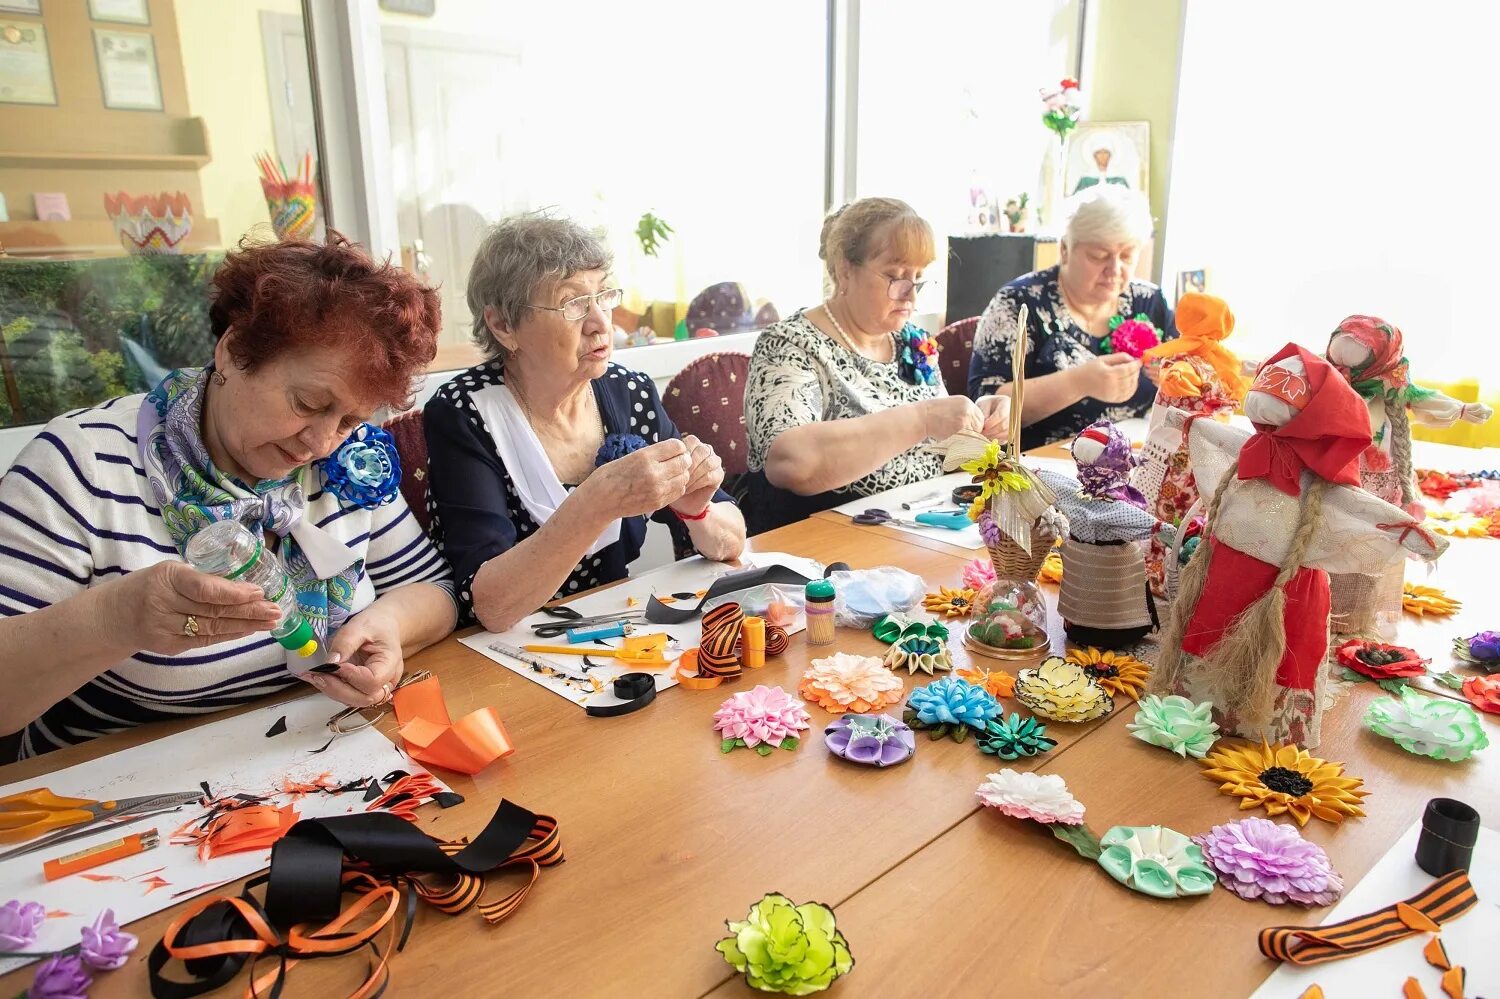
top-left (184, 520), bottom-right (318, 658)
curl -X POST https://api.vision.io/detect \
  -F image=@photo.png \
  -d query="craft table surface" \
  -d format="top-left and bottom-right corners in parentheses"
top-left (0, 500), bottom-right (1492, 998)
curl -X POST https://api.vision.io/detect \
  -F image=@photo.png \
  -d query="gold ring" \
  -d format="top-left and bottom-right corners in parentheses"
top-left (182, 614), bottom-right (199, 637)
top-left (377, 682), bottom-right (392, 705)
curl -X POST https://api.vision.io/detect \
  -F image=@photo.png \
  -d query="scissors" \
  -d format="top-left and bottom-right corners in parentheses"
top-left (851, 508), bottom-right (972, 531)
top-left (0, 788), bottom-right (202, 858)
top-left (530, 606), bottom-right (644, 639)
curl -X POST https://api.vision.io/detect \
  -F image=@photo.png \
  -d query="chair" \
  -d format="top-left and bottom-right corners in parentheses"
top-left (936, 316), bottom-right (980, 397)
top-left (382, 409), bottom-right (432, 533)
top-left (662, 351), bottom-right (752, 484)
top-left (685, 281), bottom-right (761, 336)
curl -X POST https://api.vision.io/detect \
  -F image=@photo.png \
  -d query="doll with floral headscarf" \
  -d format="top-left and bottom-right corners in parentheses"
top-left (1148, 345), bottom-right (1447, 747)
top-left (1134, 293), bottom-right (1249, 595)
top-left (1037, 421), bottom-right (1175, 649)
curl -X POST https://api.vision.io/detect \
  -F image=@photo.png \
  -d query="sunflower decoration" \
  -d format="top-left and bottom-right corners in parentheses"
top-left (959, 439), bottom-right (1032, 520)
top-left (1200, 741), bottom-right (1368, 827)
top-left (1065, 647), bottom-right (1151, 701)
top-left (1038, 546), bottom-right (1064, 585)
top-left (923, 586), bottom-right (979, 618)
top-left (956, 665), bottom-right (1017, 699)
top-left (1401, 582), bottom-right (1462, 618)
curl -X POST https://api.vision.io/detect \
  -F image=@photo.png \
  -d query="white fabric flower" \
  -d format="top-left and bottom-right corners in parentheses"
top-left (975, 769), bottom-right (1085, 825)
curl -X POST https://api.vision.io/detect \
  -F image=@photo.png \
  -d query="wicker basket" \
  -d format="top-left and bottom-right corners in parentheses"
top-left (1161, 497), bottom-right (1204, 605)
top-left (988, 519), bottom-right (1056, 583)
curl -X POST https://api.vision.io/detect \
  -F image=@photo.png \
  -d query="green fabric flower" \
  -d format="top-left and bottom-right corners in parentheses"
top-left (1126, 694), bottom-right (1220, 759)
top-left (716, 893), bottom-right (854, 995)
top-left (976, 713), bottom-right (1056, 759)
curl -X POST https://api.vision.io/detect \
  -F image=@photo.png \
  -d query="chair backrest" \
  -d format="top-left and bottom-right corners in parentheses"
top-left (382, 409), bottom-right (432, 533)
top-left (662, 351), bottom-right (752, 476)
top-left (685, 281), bottom-right (758, 335)
top-left (936, 316), bottom-right (981, 397)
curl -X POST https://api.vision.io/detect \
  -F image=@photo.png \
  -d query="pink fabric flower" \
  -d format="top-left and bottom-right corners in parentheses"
top-left (79, 908), bottom-right (136, 971)
top-left (0, 899), bottom-right (45, 951)
top-left (713, 685), bottom-right (812, 749)
top-left (961, 558), bottom-right (996, 593)
top-left (1193, 817), bottom-right (1343, 905)
top-left (975, 769), bottom-right (1085, 825)
top-left (1109, 318), bottom-right (1162, 359)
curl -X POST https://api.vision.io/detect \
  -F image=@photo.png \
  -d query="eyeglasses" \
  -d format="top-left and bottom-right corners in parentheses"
top-left (325, 669), bottom-right (431, 735)
top-left (867, 268), bottom-right (935, 301)
top-left (524, 288), bottom-right (624, 322)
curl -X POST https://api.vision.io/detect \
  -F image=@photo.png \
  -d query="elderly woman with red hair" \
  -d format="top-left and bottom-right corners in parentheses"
top-left (0, 235), bottom-right (458, 758)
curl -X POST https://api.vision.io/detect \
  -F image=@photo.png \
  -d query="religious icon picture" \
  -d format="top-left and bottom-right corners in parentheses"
top-left (1176, 268), bottom-right (1209, 302)
top-left (1065, 121), bottom-right (1150, 198)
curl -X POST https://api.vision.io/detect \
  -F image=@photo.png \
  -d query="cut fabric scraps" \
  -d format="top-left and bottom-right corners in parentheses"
top-left (1097, 825), bottom-right (1216, 899)
top-left (922, 586), bottom-right (979, 618)
top-left (1193, 817), bottom-right (1343, 906)
top-left (713, 685), bottom-right (811, 756)
top-left (823, 714), bottom-right (915, 768)
top-left (976, 713), bottom-right (1055, 759)
top-left (1402, 582), bottom-right (1461, 618)
top-left (1258, 870), bottom-right (1477, 965)
top-left (975, 769), bottom-right (1085, 826)
top-left (798, 653), bottom-right (904, 714)
top-left (392, 674), bottom-right (514, 775)
top-left (1200, 740), bottom-right (1368, 827)
top-left (882, 631), bottom-right (953, 675)
top-left (1065, 647), bottom-right (1150, 700)
top-left (364, 772), bottom-right (455, 821)
top-left (1460, 674), bottom-right (1500, 714)
top-left (1014, 657), bottom-right (1113, 723)
top-left (1363, 687), bottom-right (1489, 761)
top-left (715, 894), bottom-right (854, 996)
top-left (1424, 935), bottom-right (1450, 970)
top-left (1127, 694), bottom-right (1221, 759)
top-left (956, 665), bottom-right (1016, 699)
top-left (263, 715), bottom-right (287, 738)
top-left (1452, 630), bottom-right (1500, 671)
top-left (903, 676), bottom-right (1000, 742)
top-left (1335, 639), bottom-right (1429, 683)
top-left (173, 803), bottom-right (300, 861)
top-left (961, 557), bottom-right (996, 593)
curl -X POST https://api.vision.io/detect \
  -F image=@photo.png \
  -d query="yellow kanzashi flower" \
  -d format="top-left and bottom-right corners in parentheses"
top-left (1200, 740), bottom-right (1368, 827)
top-left (1402, 582), bottom-right (1461, 617)
top-left (1065, 647), bottom-right (1151, 700)
top-left (923, 587), bottom-right (979, 618)
top-left (1424, 510), bottom-right (1491, 538)
top-left (961, 441), bottom-right (1031, 520)
top-left (1038, 548), bottom-right (1064, 585)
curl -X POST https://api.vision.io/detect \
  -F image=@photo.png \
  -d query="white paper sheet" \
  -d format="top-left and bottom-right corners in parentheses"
top-left (460, 551), bottom-right (820, 709)
top-left (1252, 819), bottom-right (1498, 998)
top-left (0, 696), bottom-right (437, 973)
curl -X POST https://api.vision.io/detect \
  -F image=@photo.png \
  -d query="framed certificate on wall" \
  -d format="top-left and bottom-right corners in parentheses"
top-left (88, 0), bottom-right (150, 25)
top-left (0, 21), bottom-right (56, 105)
top-left (93, 27), bottom-right (161, 110)
top-left (0, 1), bottom-right (42, 15)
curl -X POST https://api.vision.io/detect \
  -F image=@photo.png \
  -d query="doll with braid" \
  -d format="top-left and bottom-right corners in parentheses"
top-left (1148, 345), bottom-right (1446, 747)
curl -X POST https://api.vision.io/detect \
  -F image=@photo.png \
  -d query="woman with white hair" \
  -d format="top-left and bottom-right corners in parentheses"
top-left (968, 186), bottom-right (1175, 449)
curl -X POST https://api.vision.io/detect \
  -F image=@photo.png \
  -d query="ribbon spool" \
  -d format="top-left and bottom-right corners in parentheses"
top-left (586, 672), bottom-right (656, 717)
top-left (675, 648), bottom-right (725, 690)
top-left (699, 602), bottom-right (745, 678)
top-left (764, 625), bottom-right (790, 657)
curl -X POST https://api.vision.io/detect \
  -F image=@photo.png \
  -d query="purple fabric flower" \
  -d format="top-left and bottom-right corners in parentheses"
top-left (1468, 630), bottom-right (1500, 662)
top-left (1071, 420), bottom-right (1147, 508)
top-left (79, 909), bottom-right (136, 971)
top-left (1193, 817), bottom-right (1344, 906)
top-left (29, 954), bottom-right (92, 999)
top-left (0, 899), bottom-right (46, 951)
top-left (978, 510), bottom-right (1001, 547)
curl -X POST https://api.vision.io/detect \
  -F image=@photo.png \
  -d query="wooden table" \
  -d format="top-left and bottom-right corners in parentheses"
top-left (1, 517), bottom-right (1493, 998)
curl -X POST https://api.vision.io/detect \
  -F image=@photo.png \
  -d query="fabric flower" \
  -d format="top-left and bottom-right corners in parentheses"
top-left (1363, 687), bottom-right (1490, 761)
top-left (798, 653), bottom-right (904, 714)
top-left (1104, 315), bottom-right (1162, 359)
top-left (595, 432), bottom-right (649, 465)
top-left (1425, 510), bottom-right (1491, 537)
top-left (1402, 582), bottom-right (1461, 618)
top-left (0, 899), bottom-right (45, 950)
top-left (1454, 630), bottom-right (1500, 671)
top-left (1014, 657), bottom-right (1114, 723)
top-left (1416, 469), bottom-right (1462, 500)
top-left (956, 665), bottom-right (1016, 699)
top-left (1038, 547), bottom-right (1063, 584)
top-left (1065, 647), bottom-right (1151, 700)
top-left (903, 676), bottom-right (1001, 742)
top-left (716, 894), bottom-right (854, 996)
top-left (317, 423), bottom-right (400, 509)
top-left (714, 685), bottom-right (812, 756)
top-left (976, 713), bottom-right (1056, 760)
top-left (882, 635), bottom-right (952, 675)
top-left (977, 510), bottom-right (1001, 547)
top-left (896, 326), bottom-right (940, 386)
top-left (1200, 741), bottom-right (1368, 826)
top-left (1335, 639), bottom-right (1429, 681)
top-left (1097, 825), bottom-right (1216, 899)
top-left (79, 907), bottom-right (137, 971)
top-left (1462, 674), bottom-right (1500, 714)
top-left (922, 587), bottom-right (978, 618)
top-left (1193, 817), bottom-right (1344, 906)
top-left (824, 714), bottom-right (915, 768)
top-left (1127, 694), bottom-right (1220, 758)
top-left (28, 954), bottom-right (92, 999)
top-left (975, 769), bottom-right (1085, 825)
top-left (961, 558), bottom-right (996, 593)
top-left (961, 441), bottom-right (1031, 520)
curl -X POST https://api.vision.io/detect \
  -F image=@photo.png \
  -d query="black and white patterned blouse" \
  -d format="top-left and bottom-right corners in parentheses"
top-left (967, 265), bottom-right (1176, 450)
top-left (743, 309), bottom-right (945, 533)
top-left (423, 360), bottom-right (729, 623)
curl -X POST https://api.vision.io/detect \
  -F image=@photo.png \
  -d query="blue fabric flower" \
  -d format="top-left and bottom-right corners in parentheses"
top-left (318, 423), bottom-right (401, 509)
top-left (896, 324), bottom-right (940, 386)
top-left (596, 432), bottom-right (649, 466)
top-left (904, 676), bottom-right (1000, 742)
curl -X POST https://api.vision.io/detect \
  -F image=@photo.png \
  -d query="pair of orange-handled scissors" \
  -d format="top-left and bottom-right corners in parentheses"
top-left (0, 788), bottom-right (202, 859)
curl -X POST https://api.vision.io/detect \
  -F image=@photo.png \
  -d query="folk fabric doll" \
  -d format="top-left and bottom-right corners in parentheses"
top-left (1325, 316), bottom-right (1492, 636)
top-left (1136, 293), bottom-right (1249, 595)
top-left (1039, 422), bottom-right (1173, 649)
top-left (1151, 345), bottom-right (1447, 747)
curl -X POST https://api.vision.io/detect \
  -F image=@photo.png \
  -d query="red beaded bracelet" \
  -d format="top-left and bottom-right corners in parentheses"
top-left (672, 504), bottom-right (710, 521)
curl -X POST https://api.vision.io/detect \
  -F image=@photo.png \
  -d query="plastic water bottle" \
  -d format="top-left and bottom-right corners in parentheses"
top-left (184, 520), bottom-right (319, 658)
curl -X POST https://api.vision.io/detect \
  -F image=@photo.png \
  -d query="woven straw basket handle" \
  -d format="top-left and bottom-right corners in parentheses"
top-left (1164, 496), bottom-right (1204, 600)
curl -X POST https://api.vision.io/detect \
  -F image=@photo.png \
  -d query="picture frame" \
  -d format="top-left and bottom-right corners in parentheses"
top-left (1175, 268), bottom-right (1209, 302)
top-left (0, 0), bottom-right (41, 15)
top-left (0, 20), bottom-right (56, 105)
top-left (88, 0), bottom-right (150, 25)
top-left (93, 27), bottom-right (161, 110)
top-left (1064, 121), bottom-right (1150, 201)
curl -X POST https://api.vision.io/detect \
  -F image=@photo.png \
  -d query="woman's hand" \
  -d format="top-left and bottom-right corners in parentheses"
top-left (918, 395), bottom-right (984, 441)
top-left (113, 561), bottom-right (281, 654)
top-left (1077, 352), bottom-right (1143, 403)
top-left (583, 439), bottom-right (693, 519)
top-left (671, 434), bottom-right (726, 516)
top-left (975, 395), bottom-right (1012, 440)
top-left (305, 606), bottom-right (404, 707)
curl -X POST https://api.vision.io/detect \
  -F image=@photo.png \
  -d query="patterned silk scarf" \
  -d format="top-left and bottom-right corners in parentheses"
top-left (137, 368), bottom-right (364, 643)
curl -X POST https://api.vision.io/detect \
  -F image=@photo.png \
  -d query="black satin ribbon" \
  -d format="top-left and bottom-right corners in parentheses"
top-left (644, 565), bottom-right (814, 623)
top-left (585, 672), bottom-right (656, 718)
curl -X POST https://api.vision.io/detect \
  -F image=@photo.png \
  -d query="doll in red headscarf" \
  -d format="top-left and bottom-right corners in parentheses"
top-left (1149, 345), bottom-right (1447, 747)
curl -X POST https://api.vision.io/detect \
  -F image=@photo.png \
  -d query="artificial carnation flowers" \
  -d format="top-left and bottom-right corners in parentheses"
top-left (798, 654), bottom-right (903, 715)
top-left (975, 769), bottom-right (1084, 826)
top-left (1127, 694), bottom-right (1220, 759)
top-left (1363, 687), bottom-right (1490, 762)
top-left (715, 893), bottom-right (854, 995)
top-left (1014, 657), bottom-right (1113, 722)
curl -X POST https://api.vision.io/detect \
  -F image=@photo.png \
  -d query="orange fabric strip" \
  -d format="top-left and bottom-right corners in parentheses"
top-left (1423, 935), bottom-right (1451, 971)
top-left (1440, 966), bottom-right (1465, 999)
top-left (1258, 872), bottom-right (1477, 966)
top-left (393, 675), bottom-right (515, 775)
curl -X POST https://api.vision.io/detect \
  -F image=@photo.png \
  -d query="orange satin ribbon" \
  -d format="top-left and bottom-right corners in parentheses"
top-left (674, 648), bottom-right (726, 690)
top-left (392, 676), bottom-right (514, 775)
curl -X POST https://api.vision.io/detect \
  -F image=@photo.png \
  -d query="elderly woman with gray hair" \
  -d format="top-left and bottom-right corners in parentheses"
top-left (967, 185), bottom-right (1176, 449)
top-left (423, 213), bottom-right (745, 631)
